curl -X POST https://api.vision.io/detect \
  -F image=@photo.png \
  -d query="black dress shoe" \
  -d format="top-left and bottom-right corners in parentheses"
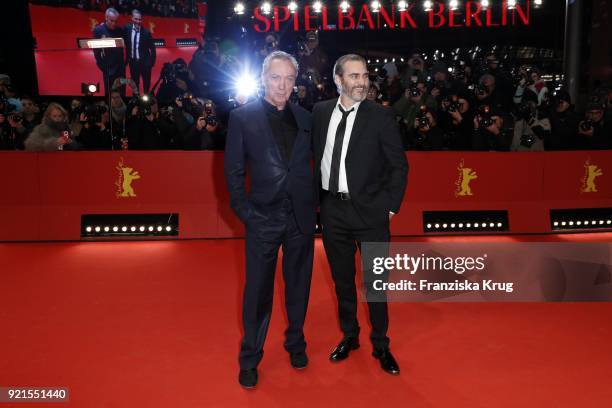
top-left (329, 337), bottom-right (360, 362)
top-left (372, 348), bottom-right (400, 375)
top-left (289, 351), bottom-right (308, 369)
top-left (238, 368), bottom-right (258, 389)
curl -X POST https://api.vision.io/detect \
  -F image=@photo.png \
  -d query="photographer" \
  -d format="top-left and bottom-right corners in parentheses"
top-left (475, 74), bottom-right (509, 113)
top-left (407, 105), bottom-right (444, 150)
top-left (471, 105), bottom-right (513, 151)
top-left (126, 94), bottom-right (173, 149)
top-left (511, 91), bottom-right (550, 151)
top-left (393, 79), bottom-right (437, 134)
top-left (514, 67), bottom-right (549, 107)
top-left (298, 31), bottom-right (328, 80)
top-left (549, 90), bottom-right (580, 150)
top-left (77, 101), bottom-right (118, 150)
top-left (3, 96), bottom-right (41, 150)
top-left (576, 99), bottom-right (612, 150)
top-left (438, 93), bottom-right (475, 150)
top-left (156, 58), bottom-right (195, 105)
top-left (400, 52), bottom-right (427, 88)
top-left (24, 102), bottom-right (78, 151)
top-left (429, 62), bottom-right (453, 103)
top-left (173, 96), bottom-right (221, 150)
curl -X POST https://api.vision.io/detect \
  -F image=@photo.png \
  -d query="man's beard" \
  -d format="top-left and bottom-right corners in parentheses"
top-left (342, 83), bottom-right (367, 103)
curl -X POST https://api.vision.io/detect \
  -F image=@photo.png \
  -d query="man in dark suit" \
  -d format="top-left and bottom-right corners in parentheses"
top-left (92, 7), bottom-right (125, 96)
top-left (123, 9), bottom-right (156, 95)
top-left (312, 54), bottom-right (408, 375)
top-left (224, 51), bottom-right (315, 389)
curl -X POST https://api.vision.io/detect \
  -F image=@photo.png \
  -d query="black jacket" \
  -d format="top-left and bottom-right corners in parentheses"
top-left (92, 23), bottom-right (125, 75)
top-left (123, 23), bottom-right (156, 67)
top-left (312, 98), bottom-right (409, 227)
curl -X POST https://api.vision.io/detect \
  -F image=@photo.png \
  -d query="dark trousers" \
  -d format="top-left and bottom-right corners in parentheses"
top-left (129, 60), bottom-right (152, 95)
top-left (320, 192), bottom-right (390, 350)
top-left (239, 198), bottom-right (314, 369)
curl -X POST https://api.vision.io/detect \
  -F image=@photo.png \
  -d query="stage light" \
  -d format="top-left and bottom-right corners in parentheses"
top-left (497, 223), bottom-right (502, 227)
top-left (340, 1), bottom-right (351, 13)
top-left (148, 226), bottom-right (154, 232)
top-left (287, 1), bottom-right (298, 13)
top-left (104, 226), bottom-right (110, 232)
top-left (313, 1), bottom-right (323, 13)
top-left (607, 220), bottom-right (612, 225)
top-left (113, 226), bottom-right (119, 232)
top-left (165, 226), bottom-right (172, 232)
top-left (234, 2), bottom-right (245, 15)
top-left (398, 0), bottom-right (408, 12)
top-left (474, 223), bottom-right (479, 228)
top-left (450, 223), bottom-right (456, 228)
top-left (81, 82), bottom-right (99, 96)
top-left (157, 226), bottom-right (163, 232)
top-left (480, 0), bottom-right (490, 9)
top-left (261, 1), bottom-right (272, 14)
top-left (449, 0), bottom-right (459, 11)
top-left (94, 226), bottom-right (101, 232)
top-left (130, 226), bottom-right (137, 232)
top-left (122, 226), bottom-right (128, 232)
top-left (507, 0), bottom-right (516, 9)
top-left (139, 226), bottom-right (145, 232)
top-left (442, 223), bottom-right (448, 228)
top-left (423, 1), bottom-right (433, 11)
top-left (426, 223), bottom-right (432, 229)
top-left (371, 0), bottom-right (381, 13)
top-left (534, 0), bottom-right (543, 7)
top-left (458, 223), bottom-right (463, 228)
top-left (466, 223), bottom-right (471, 228)
top-left (434, 223), bottom-right (440, 229)
top-left (235, 72), bottom-right (258, 98)
top-left (86, 226), bottom-right (92, 232)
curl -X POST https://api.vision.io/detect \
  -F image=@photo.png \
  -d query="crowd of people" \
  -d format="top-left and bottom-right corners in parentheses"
top-left (2, 26), bottom-right (611, 152)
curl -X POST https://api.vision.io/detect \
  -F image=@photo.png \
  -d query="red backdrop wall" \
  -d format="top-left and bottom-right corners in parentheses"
top-left (1, 151), bottom-right (611, 241)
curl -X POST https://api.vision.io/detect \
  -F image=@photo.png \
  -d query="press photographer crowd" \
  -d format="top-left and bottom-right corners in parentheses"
top-left (1, 6), bottom-right (611, 152)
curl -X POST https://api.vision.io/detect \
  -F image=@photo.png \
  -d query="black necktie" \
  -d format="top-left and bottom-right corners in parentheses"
top-left (329, 105), bottom-right (354, 194)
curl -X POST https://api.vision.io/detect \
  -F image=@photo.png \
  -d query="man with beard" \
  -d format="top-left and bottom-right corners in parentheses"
top-left (312, 54), bottom-right (408, 375)
top-left (25, 103), bottom-right (77, 151)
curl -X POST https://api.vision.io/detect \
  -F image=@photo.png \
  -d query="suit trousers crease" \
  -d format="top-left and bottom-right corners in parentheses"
top-left (320, 194), bottom-right (391, 350)
top-left (239, 200), bottom-right (314, 369)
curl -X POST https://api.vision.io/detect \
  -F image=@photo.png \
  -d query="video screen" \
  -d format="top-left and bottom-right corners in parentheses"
top-left (29, 0), bottom-right (205, 96)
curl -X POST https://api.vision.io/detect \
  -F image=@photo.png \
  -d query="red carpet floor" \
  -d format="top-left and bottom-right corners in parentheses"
top-left (1, 234), bottom-right (612, 407)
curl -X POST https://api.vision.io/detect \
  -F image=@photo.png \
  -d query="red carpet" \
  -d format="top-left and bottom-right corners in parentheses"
top-left (1, 235), bottom-right (612, 407)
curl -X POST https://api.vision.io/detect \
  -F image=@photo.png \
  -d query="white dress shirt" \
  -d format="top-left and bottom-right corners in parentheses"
top-left (321, 98), bottom-right (362, 193)
top-left (131, 26), bottom-right (140, 60)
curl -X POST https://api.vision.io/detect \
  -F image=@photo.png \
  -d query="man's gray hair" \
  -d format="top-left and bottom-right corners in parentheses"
top-left (261, 51), bottom-right (299, 77)
top-left (132, 9), bottom-right (142, 17)
top-left (105, 7), bottom-right (119, 18)
top-left (333, 54), bottom-right (367, 78)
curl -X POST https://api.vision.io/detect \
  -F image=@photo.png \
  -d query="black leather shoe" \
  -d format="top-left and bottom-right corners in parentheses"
top-left (289, 351), bottom-right (308, 369)
top-left (372, 348), bottom-right (400, 375)
top-left (329, 337), bottom-right (360, 362)
top-left (238, 368), bottom-right (258, 389)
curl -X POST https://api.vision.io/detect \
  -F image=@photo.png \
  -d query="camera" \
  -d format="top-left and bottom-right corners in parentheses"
top-left (478, 105), bottom-right (494, 128)
top-left (580, 119), bottom-right (594, 132)
top-left (82, 104), bottom-right (107, 124)
top-left (408, 83), bottom-right (421, 98)
top-left (204, 102), bottom-right (217, 127)
top-left (160, 62), bottom-right (176, 83)
top-left (416, 105), bottom-right (430, 129)
top-left (520, 134), bottom-right (536, 148)
top-left (444, 96), bottom-right (461, 113)
top-left (0, 96), bottom-right (16, 116)
top-left (8, 112), bottom-right (23, 123)
top-left (475, 84), bottom-right (487, 97)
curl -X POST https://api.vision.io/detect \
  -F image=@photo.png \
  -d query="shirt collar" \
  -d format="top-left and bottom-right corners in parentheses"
top-left (336, 97), bottom-right (361, 113)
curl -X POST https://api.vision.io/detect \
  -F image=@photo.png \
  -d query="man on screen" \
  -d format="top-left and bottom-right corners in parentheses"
top-left (123, 9), bottom-right (156, 95)
top-left (92, 7), bottom-right (126, 96)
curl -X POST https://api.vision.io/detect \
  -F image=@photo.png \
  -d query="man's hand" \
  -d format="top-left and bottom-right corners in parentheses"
top-left (578, 121), bottom-right (594, 137)
top-left (196, 116), bottom-right (206, 131)
top-left (175, 97), bottom-right (183, 108)
top-left (206, 123), bottom-right (218, 133)
top-left (389, 211), bottom-right (395, 220)
top-left (449, 110), bottom-right (462, 124)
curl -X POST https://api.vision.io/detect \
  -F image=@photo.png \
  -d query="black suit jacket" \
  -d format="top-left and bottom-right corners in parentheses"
top-left (224, 99), bottom-right (315, 234)
top-left (123, 24), bottom-right (156, 67)
top-left (312, 98), bottom-right (408, 227)
top-left (92, 23), bottom-right (125, 75)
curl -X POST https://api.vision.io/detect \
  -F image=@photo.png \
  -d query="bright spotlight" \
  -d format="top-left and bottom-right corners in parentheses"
top-left (234, 2), bottom-right (245, 15)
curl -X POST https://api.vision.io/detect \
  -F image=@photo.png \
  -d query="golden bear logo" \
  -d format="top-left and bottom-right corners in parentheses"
top-left (90, 18), bottom-right (99, 31)
top-left (455, 159), bottom-right (478, 197)
top-left (148, 21), bottom-right (156, 34)
top-left (184, 23), bottom-right (190, 33)
top-left (581, 160), bottom-right (603, 193)
top-left (115, 158), bottom-right (141, 198)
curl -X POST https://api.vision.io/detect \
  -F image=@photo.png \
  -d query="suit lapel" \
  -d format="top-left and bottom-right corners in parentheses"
top-left (288, 103), bottom-right (308, 165)
top-left (319, 99), bottom-right (336, 156)
top-left (345, 100), bottom-right (370, 161)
